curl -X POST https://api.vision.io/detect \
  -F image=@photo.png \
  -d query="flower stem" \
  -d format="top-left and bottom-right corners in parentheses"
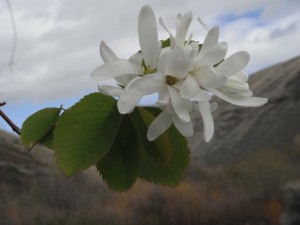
top-left (0, 102), bottom-right (21, 135)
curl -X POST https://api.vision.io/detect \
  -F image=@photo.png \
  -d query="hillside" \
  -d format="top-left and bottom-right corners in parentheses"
top-left (189, 56), bottom-right (300, 165)
top-left (0, 130), bottom-right (117, 225)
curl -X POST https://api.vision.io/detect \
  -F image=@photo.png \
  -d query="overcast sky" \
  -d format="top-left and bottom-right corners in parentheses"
top-left (0, 0), bottom-right (300, 131)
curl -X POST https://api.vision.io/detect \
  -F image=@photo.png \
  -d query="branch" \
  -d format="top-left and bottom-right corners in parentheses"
top-left (5, 0), bottom-right (18, 71)
top-left (0, 102), bottom-right (21, 135)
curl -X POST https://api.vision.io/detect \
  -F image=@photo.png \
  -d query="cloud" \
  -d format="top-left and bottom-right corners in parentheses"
top-left (0, 0), bottom-right (300, 104)
top-left (270, 20), bottom-right (298, 39)
top-left (217, 1), bottom-right (300, 73)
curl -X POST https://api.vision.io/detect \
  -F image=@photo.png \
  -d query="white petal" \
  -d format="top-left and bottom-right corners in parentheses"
top-left (192, 101), bottom-right (217, 112)
top-left (192, 88), bottom-right (211, 102)
top-left (156, 49), bottom-right (169, 72)
top-left (129, 52), bottom-right (143, 67)
top-left (173, 79), bottom-right (184, 89)
top-left (215, 51), bottom-right (250, 77)
top-left (176, 11), bottom-right (193, 47)
top-left (234, 71), bottom-right (249, 82)
top-left (209, 88), bottom-right (268, 107)
top-left (139, 5), bottom-right (160, 70)
top-left (172, 114), bottom-right (194, 137)
top-left (198, 101), bottom-right (214, 142)
top-left (239, 90), bottom-right (253, 97)
top-left (222, 76), bottom-right (250, 93)
top-left (199, 26), bottom-right (219, 57)
top-left (219, 71), bottom-right (250, 94)
top-left (197, 17), bottom-right (210, 31)
top-left (127, 73), bottom-right (165, 96)
top-left (186, 33), bottom-right (193, 45)
top-left (99, 41), bottom-right (118, 63)
top-left (180, 75), bottom-right (200, 98)
top-left (90, 59), bottom-right (143, 81)
top-left (147, 109), bottom-right (173, 141)
top-left (159, 17), bottom-right (176, 48)
top-left (115, 53), bottom-right (141, 85)
top-left (184, 44), bottom-right (198, 60)
top-left (98, 85), bottom-right (108, 95)
top-left (168, 86), bottom-right (190, 122)
top-left (99, 85), bottom-right (122, 96)
top-left (117, 87), bottom-right (142, 114)
top-left (176, 14), bottom-right (182, 29)
top-left (158, 86), bottom-right (170, 104)
top-left (115, 74), bottom-right (138, 86)
top-left (189, 41), bottom-right (200, 54)
top-left (194, 65), bottom-right (226, 88)
top-left (195, 42), bottom-right (227, 66)
top-left (164, 46), bottom-right (192, 79)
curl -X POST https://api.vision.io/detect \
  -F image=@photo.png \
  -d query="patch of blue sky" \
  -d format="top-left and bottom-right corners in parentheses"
top-left (0, 96), bottom-right (82, 133)
top-left (139, 93), bottom-right (158, 106)
top-left (0, 92), bottom-right (158, 133)
top-left (218, 8), bottom-right (265, 25)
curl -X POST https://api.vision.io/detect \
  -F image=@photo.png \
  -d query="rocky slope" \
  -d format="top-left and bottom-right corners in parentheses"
top-left (0, 130), bottom-right (115, 225)
top-left (189, 56), bottom-right (300, 165)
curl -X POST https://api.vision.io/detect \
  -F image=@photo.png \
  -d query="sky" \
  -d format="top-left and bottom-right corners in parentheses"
top-left (0, 0), bottom-right (300, 132)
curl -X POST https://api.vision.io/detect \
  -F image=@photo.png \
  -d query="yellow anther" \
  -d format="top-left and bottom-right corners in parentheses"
top-left (166, 75), bottom-right (177, 85)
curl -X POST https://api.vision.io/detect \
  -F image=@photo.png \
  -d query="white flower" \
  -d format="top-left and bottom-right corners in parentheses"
top-left (122, 12), bottom-right (203, 124)
top-left (98, 41), bottom-right (141, 86)
top-left (90, 5), bottom-right (161, 113)
top-left (159, 12), bottom-right (217, 141)
top-left (90, 5), bottom-right (268, 142)
top-left (122, 45), bottom-right (194, 122)
top-left (208, 52), bottom-right (268, 107)
top-left (158, 12), bottom-right (267, 141)
top-left (189, 24), bottom-right (268, 107)
top-left (90, 4), bottom-right (162, 82)
top-left (93, 41), bottom-right (142, 109)
top-left (127, 11), bottom-right (220, 141)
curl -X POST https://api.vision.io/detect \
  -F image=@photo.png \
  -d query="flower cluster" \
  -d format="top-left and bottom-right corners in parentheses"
top-left (90, 5), bottom-right (267, 142)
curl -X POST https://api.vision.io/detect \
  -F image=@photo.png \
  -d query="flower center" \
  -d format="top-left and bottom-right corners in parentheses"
top-left (144, 68), bottom-right (156, 75)
top-left (166, 75), bottom-right (177, 85)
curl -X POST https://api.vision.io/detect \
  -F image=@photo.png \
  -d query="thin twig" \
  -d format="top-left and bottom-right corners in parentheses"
top-left (0, 102), bottom-right (21, 135)
top-left (5, 0), bottom-right (18, 71)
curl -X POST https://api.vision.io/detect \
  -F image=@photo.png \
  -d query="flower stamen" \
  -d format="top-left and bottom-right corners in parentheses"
top-left (166, 75), bottom-right (177, 85)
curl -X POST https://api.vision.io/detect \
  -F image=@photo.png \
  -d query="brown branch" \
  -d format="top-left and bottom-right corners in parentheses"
top-left (0, 102), bottom-right (21, 135)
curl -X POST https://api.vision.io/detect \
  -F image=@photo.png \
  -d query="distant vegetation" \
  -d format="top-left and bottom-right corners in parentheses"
top-left (1, 138), bottom-right (300, 225)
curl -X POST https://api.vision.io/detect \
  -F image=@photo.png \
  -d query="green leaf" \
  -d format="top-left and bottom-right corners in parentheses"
top-left (161, 38), bottom-right (171, 48)
top-left (39, 131), bottom-right (55, 149)
top-left (134, 107), bottom-right (190, 186)
top-left (21, 107), bottom-right (62, 150)
top-left (54, 93), bottom-right (122, 176)
top-left (97, 115), bottom-right (141, 192)
top-left (134, 108), bottom-right (172, 165)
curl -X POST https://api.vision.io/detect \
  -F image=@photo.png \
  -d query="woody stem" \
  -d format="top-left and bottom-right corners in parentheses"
top-left (0, 102), bottom-right (21, 135)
